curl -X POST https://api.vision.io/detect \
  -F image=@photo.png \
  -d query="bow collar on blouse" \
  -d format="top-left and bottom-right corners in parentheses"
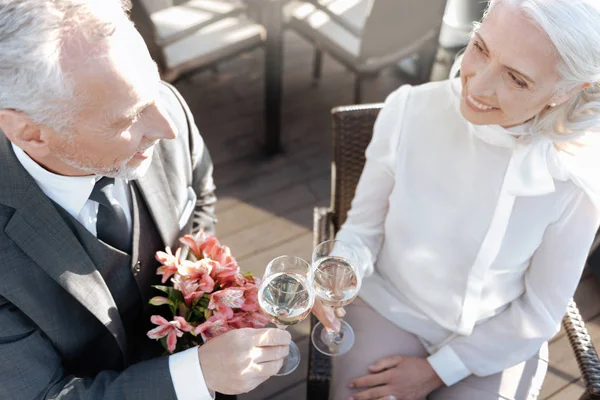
top-left (467, 122), bottom-right (600, 206)
top-left (449, 77), bottom-right (600, 206)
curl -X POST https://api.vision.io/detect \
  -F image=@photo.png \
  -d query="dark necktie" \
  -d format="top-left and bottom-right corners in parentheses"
top-left (89, 177), bottom-right (132, 253)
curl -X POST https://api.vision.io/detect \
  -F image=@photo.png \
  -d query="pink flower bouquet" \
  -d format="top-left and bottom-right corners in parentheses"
top-left (147, 231), bottom-right (269, 354)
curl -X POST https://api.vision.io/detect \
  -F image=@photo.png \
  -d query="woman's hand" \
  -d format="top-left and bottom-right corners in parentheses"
top-left (311, 299), bottom-right (345, 332)
top-left (347, 356), bottom-right (444, 400)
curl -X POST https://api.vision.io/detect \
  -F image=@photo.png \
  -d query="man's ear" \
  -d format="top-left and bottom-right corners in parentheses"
top-left (550, 82), bottom-right (591, 107)
top-left (0, 109), bottom-right (50, 157)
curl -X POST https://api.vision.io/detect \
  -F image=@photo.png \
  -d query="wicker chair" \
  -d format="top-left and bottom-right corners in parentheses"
top-left (307, 103), bottom-right (600, 400)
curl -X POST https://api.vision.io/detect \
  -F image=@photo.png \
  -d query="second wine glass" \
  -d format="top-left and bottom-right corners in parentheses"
top-left (311, 240), bottom-right (362, 356)
top-left (257, 255), bottom-right (315, 375)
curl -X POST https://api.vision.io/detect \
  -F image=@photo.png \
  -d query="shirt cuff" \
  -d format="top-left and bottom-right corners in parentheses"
top-left (426, 345), bottom-right (471, 386)
top-left (169, 347), bottom-right (215, 400)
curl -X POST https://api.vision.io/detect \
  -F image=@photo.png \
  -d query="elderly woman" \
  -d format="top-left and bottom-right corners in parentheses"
top-left (312, 0), bottom-right (600, 399)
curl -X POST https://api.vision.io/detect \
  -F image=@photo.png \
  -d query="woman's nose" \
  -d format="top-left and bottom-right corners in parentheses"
top-left (467, 72), bottom-right (497, 97)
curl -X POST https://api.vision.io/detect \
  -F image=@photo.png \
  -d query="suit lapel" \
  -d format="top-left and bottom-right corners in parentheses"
top-left (0, 136), bottom-right (127, 355)
top-left (135, 147), bottom-right (180, 249)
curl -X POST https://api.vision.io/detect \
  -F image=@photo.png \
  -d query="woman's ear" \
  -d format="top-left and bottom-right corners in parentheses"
top-left (550, 82), bottom-right (591, 107)
top-left (0, 109), bottom-right (50, 157)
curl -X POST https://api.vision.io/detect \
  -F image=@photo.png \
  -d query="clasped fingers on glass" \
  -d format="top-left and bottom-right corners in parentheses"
top-left (311, 240), bottom-right (362, 356)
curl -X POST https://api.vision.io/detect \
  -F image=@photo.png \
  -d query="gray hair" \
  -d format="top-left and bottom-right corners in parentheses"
top-left (0, 0), bottom-right (133, 133)
top-left (487, 0), bottom-right (600, 141)
top-left (472, 0), bottom-right (600, 142)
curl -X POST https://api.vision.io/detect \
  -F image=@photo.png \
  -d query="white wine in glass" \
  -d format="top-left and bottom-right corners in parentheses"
top-left (311, 240), bottom-right (362, 356)
top-left (258, 256), bottom-right (315, 375)
top-left (259, 272), bottom-right (313, 327)
top-left (313, 255), bottom-right (359, 307)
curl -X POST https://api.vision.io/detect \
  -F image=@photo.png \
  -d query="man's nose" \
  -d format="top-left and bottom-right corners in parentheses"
top-left (151, 103), bottom-right (177, 140)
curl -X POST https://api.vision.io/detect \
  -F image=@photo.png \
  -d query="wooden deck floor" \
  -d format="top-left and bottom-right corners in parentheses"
top-left (174, 30), bottom-right (600, 400)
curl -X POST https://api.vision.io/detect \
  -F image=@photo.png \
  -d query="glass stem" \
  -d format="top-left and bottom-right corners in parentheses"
top-left (323, 306), bottom-right (344, 344)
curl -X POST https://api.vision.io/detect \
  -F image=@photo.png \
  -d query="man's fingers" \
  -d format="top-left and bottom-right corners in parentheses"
top-left (350, 370), bottom-right (391, 389)
top-left (252, 345), bottom-right (289, 363)
top-left (368, 356), bottom-right (403, 373)
top-left (252, 328), bottom-right (292, 347)
top-left (255, 358), bottom-right (284, 377)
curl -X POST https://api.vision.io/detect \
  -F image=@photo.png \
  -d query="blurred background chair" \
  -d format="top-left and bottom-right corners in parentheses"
top-left (308, 103), bottom-right (600, 399)
top-left (130, 0), bottom-right (266, 83)
top-left (284, 0), bottom-right (448, 103)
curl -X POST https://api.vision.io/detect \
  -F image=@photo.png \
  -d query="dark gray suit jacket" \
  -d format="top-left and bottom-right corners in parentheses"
top-left (0, 82), bottom-right (217, 399)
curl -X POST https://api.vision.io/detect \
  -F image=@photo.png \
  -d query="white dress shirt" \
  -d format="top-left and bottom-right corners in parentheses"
top-left (13, 143), bottom-right (213, 400)
top-left (336, 79), bottom-right (600, 386)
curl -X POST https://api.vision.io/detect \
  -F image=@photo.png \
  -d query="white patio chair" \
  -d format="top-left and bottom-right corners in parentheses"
top-left (131, 0), bottom-right (266, 82)
top-left (284, 0), bottom-right (448, 102)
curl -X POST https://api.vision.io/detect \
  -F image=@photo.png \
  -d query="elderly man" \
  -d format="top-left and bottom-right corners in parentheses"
top-left (0, 1), bottom-right (290, 399)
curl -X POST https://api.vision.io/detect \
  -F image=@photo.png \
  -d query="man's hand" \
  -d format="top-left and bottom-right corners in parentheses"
top-left (197, 328), bottom-right (291, 395)
top-left (347, 356), bottom-right (444, 400)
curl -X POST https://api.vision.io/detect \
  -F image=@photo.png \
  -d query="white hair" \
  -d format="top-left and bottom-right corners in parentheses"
top-left (0, 0), bottom-right (133, 133)
top-left (454, 0), bottom-right (600, 141)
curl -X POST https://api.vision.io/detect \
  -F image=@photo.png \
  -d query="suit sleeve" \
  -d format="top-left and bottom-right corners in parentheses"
top-left (0, 296), bottom-right (178, 400)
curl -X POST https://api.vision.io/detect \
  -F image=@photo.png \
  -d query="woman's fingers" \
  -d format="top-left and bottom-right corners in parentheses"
top-left (312, 300), bottom-right (341, 332)
top-left (368, 356), bottom-right (404, 373)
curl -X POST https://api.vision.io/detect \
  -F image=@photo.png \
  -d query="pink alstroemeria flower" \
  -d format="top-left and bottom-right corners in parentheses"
top-left (228, 311), bottom-right (270, 329)
top-left (172, 275), bottom-right (205, 306)
top-left (178, 259), bottom-right (216, 293)
top-left (199, 236), bottom-right (221, 258)
top-left (208, 287), bottom-right (246, 319)
top-left (240, 284), bottom-right (260, 312)
top-left (195, 315), bottom-right (232, 342)
top-left (217, 273), bottom-right (243, 289)
top-left (147, 315), bottom-right (194, 353)
top-left (211, 245), bottom-right (237, 267)
top-left (211, 261), bottom-right (240, 283)
top-left (155, 247), bottom-right (181, 283)
top-left (179, 231), bottom-right (207, 259)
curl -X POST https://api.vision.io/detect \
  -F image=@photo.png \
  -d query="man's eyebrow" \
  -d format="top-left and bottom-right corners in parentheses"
top-left (110, 99), bottom-right (155, 128)
top-left (474, 32), bottom-right (536, 85)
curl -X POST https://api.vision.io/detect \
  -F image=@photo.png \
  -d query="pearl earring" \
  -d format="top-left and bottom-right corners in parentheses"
top-left (550, 103), bottom-right (557, 108)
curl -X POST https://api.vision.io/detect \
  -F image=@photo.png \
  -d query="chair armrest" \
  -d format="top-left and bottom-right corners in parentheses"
top-left (302, 0), bottom-right (362, 37)
top-left (307, 207), bottom-right (335, 398)
top-left (155, 6), bottom-right (247, 47)
top-left (313, 206), bottom-right (335, 247)
top-left (562, 300), bottom-right (600, 399)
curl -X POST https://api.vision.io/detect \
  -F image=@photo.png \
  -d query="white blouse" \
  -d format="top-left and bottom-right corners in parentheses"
top-left (336, 79), bottom-right (600, 386)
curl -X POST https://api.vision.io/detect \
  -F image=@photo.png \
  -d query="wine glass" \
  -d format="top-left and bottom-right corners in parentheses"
top-left (311, 240), bottom-right (362, 356)
top-left (257, 255), bottom-right (315, 375)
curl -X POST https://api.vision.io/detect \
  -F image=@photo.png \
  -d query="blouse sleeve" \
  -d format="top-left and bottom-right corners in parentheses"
top-left (427, 189), bottom-right (600, 386)
top-left (335, 85), bottom-right (411, 278)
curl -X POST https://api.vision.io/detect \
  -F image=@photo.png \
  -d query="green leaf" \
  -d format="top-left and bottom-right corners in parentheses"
top-left (152, 285), bottom-right (170, 294)
top-left (178, 303), bottom-right (189, 317)
top-left (171, 289), bottom-right (185, 304)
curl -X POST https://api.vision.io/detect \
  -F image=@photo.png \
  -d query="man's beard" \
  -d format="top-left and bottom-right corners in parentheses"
top-left (54, 140), bottom-right (157, 180)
